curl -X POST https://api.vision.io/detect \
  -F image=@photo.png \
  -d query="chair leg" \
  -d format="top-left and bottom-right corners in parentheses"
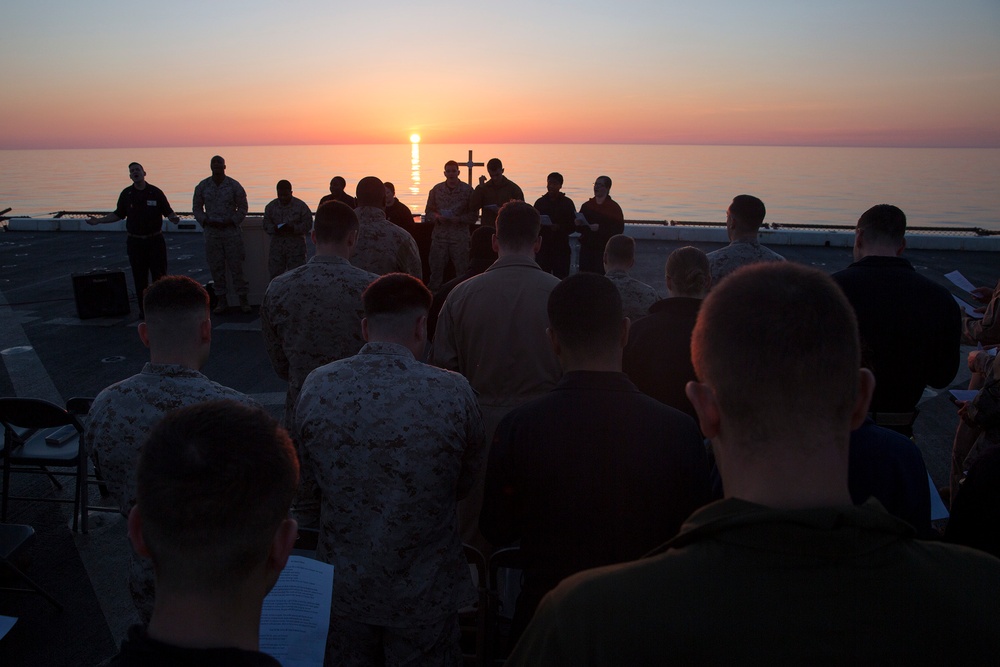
top-left (2, 456), bottom-right (9, 522)
top-left (77, 456), bottom-right (87, 534)
top-left (0, 556), bottom-right (63, 612)
top-left (40, 466), bottom-right (65, 491)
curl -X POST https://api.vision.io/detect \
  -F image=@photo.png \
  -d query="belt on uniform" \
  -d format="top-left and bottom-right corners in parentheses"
top-left (127, 231), bottom-right (163, 239)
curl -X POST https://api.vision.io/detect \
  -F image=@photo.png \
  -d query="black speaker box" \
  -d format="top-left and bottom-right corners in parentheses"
top-left (72, 270), bottom-right (130, 319)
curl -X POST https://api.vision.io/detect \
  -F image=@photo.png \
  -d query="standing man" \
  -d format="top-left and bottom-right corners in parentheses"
top-left (425, 160), bottom-right (476, 290)
top-left (481, 273), bottom-right (711, 643)
top-left (577, 175), bottom-right (624, 274)
top-left (85, 276), bottom-right (257, 622)
top-left (318, 176), bottom-right (356, 209)
top-left (262, 179), bottom-right (313, 279)
top-left (603, 234), bottom-right (660, 320)
top-left (533, 172), bottom-right (577, 278)
top-left (383, 181), bottom-right (414, 233)
top-left (432, 201), bottom-right (561, 551)
top-left (351, 176), bottom-right (422, 278)
top-left (706, 194), bottom-right (784, 285)
top-left (296, 273), bottom-right (486, 666)
top-left (469, 158), bottom-right (524, 229)
top-left (192, 155), bottom-right (250, 313)
top-left (508, 264), bottom-right (1000, 665)
top-left (832, 204), bottom-right (960, 436)
top-left (261, 201), bottom-right (378, 428)
top-left (88, 162), bottom-right (180, 318)
top-left (105, 401), bottom-right (298, 666)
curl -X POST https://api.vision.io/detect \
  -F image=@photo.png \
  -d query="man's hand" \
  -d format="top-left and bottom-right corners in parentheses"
top-left (971, 286), bottom-right (994, 303)
top-left (478, 175), bottom-right (487, 186)
top-left (86, 216), bottom-right (100, 226)
top-left (968, 350), bottom-right (988, 374)
top-left (168, 214), bottom-right (180, 224)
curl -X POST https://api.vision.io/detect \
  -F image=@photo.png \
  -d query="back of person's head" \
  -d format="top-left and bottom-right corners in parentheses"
top-left (355, 176), bottom-right (385, 208)
top-left (691, 263), bottom-right (861, 445)
top-left (495, 201), bottom-right (540, 253)
top-left (142, 276), bottom-right (209, 350)
top-left (362, 273), bottom-right (432, 337)
top-left (135, 400), bottom-right (299, 592)
top-left (666, 246), bottom-right (711, 297)
top-left (604, 234), bottom-right (635, 267)
top-left (857, 204), bottom-right (906, 245)
top-left (470, 225), bottom-right (498, 263)
top-left (548, 273), bottom-right (624, 356)
top-left (314, 200), bottom-right (359, 244)
top-left (728, 194), bottom-right (767, 233)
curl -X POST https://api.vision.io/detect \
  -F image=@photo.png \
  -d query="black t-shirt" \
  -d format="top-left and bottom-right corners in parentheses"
top-left (114, 183), bottom-right (175, 235)
top-left (102, 625), bottom-right (281, 667)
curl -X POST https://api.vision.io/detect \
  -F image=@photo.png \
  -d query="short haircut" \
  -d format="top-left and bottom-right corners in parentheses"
top-left (384, 181), bottom-right (396, 194)
top-left (136, 400), bottom-right (299, 591)
top-left (597, 175), bottom-right (612, 190)
top-left (330, 176), bottom-right (346, 188)
top-left (355, 176), bottom-right (385, 207)
top-left (548, 273), bottom-right (624, 355)
top-left (729, 194), bottom-right (766, 232)
top-left (362, 273), bottom-right (432, 334)
top-left (128, 162), bottom-right (144, 171)
top-left (276, 179), bottom-right (292, 190)
top-left (857, 204), bottom-right (906, 244)
top-left (604, 234), bottom-right (635, 265)
top-left (691, 263), bottom-right (861, 447)
top-left (547, 172), bottom-right (564, 186)
top-left (444, 160), bottom-right (460, 170)
top-left (470, 226), bottom-right (498, 262)
top-left (487, 158), bottom-right (503, 171)
top-left (210, 155), bottom-right (224, 165)
top-left (495, 201), bottom-right (540, 252)
top-left (314, 200), bottom-right (359, 244)
top-left (143, 275), bottom-right (208, 319)
top-left (665, 246), bottom-right (711, 296)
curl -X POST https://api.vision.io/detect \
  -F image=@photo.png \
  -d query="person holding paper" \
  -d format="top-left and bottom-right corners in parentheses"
top-left (425, 160), bottom-right (476, 290)
top-left (963, 278), bottom-right (1000, 345)
top-left (532, 172), bottom-right (577, 278)
top-left (577, 175), bottom-right (624, 274)
top-left (469, 157), bottom-right (524, 229)
top-left (507, 263), bottom-right (1000, 666)
top-left (104, 400), bottom-right (299, 666)
top-left (261, 180), bottom-right (313, 279)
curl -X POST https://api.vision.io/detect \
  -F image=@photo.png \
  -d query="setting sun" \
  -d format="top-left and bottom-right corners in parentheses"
top-left (409, 133), bottom-right (421, 144)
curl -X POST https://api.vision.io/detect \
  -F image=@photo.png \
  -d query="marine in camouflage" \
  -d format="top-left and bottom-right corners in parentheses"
top-left (604, 269), bottom-right (660, 321)
top-left (351, 206), bottom-right (422, 278)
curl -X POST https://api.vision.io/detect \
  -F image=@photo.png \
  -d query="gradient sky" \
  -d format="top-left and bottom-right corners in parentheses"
top-left (2, 0), bottom-right (998, 149)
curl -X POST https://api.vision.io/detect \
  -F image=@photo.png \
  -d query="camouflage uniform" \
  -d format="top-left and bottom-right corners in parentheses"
top-left (85, 363), bottom-right (256, 622)
top-left (262, 195), bottom-right (313, 278)
top-left (963, 279), bottom-right (1000, 345)
top-left (295, 341), bottom-right (486, 665)
top-left (192, 175), bottom-right (250, 297)
top-left (352, 206), bottom-right (422, 278)
top-left (425, 180), bottom-right (475, 291)
top-left (469, 177), bottom-right (524, 228)
top-left (706, 239), bottom-right (785, 285)
top-left (605, 269), bottom-right (660, 321)
top-left (260, 255), bottom-right (377, 426)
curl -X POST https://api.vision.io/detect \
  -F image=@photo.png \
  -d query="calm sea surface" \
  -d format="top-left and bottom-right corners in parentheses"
top-left (1, 144), bottom-right (998, 230)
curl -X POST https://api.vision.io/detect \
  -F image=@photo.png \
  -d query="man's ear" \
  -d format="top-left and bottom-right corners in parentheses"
top-left (620, 317), bottom-right (631, 349)
top-left (533, 236), bottom-right (543, 254)
top-left (127, 505), bottom-right (152, 558)
top-left (850, 368), bottom-right (876, 430)
top-left (546, 327), bottom-right (560, 357)
top-left (896, 237), bottom-right (906, 257)
top-left (267, 518), bottom-right (298, 578)
top-left (491, 235), bottom-right (500, 254)
top-left (361, 317), bottom-right (370, 342)
top-left (137, 322), bottom-right (151, 349)
top-left (685, 380), bottom-right (721, 439)
top-left (200, 316), bottom-right (212, 344)
top-left (414, 314), bottom-right (428, 343)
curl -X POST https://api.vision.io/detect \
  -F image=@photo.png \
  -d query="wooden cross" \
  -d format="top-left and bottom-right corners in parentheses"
top-left (457, 150), bottom-right (484, 186)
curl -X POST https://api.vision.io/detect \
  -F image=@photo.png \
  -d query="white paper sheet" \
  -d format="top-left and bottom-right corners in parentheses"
top-left (928, 473), bottom-right (949, 521)
top-left (949, 389), bottom-right (979, 402)
top-left (260, 555), bottom-right (334, 667)
top-left (944, 270), bottom-right (977, 293)
top-left (953, 295), bottom-right (984, 319)
top-left (0, 616), bottom-right (16, 641)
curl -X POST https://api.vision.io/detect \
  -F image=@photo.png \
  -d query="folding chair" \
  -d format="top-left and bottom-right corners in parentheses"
top-left (65, 396), bottom-right (118, 516)
top-left (0, 522), bottom-right (62, 611)
top-left (486, 546), bottom-right (524, 665)
top-left (460, 544), bottom-right (488, 667)
top-left (0, 398), bottom-right (88, 533)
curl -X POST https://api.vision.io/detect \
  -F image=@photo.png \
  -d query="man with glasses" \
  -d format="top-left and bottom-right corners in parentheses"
top-left (578, 175), bottom-right (624, 274)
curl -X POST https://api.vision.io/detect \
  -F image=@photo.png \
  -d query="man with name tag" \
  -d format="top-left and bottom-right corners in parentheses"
top-left (88, 161), bottom-right (180, 318)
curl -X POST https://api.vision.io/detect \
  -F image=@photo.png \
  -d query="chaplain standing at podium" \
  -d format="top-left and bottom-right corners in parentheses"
top-left (88, 161), bottom-right (180, 318)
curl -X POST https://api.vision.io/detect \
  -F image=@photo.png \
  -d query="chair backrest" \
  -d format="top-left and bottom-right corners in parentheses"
top-left (0, 398), bottom-right (81, 432)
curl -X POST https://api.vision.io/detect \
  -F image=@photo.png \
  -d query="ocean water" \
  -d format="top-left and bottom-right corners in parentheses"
top-left (1, 144), bottom-right (998, 230)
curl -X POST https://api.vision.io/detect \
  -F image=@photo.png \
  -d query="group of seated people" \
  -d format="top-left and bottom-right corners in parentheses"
top-left (86, 189), bottom-right (1000, 665)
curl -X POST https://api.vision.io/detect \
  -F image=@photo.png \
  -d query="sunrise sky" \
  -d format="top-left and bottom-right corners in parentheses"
top-left (2, 0), bottom-right (998, 149)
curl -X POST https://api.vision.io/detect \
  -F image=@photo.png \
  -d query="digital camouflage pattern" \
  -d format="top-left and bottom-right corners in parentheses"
top-left (263, 195), bottom-right (313, 278)
top-left (260, 255), bottom-right (377, 425)
top-left (295, 341), bottom-right (487, 626)
top-left (426, 180), bottom-right (476, 290)
top-left (193, 175), bottom-right (250, 296)
top-left (351, 206), bottom-right (422, 278)
top-left (706, 239), bottom-right (785, 285)
top-left (604, 269), bottom-right (660, 321)
top-left (85, 363), bottom-right (256, 621)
